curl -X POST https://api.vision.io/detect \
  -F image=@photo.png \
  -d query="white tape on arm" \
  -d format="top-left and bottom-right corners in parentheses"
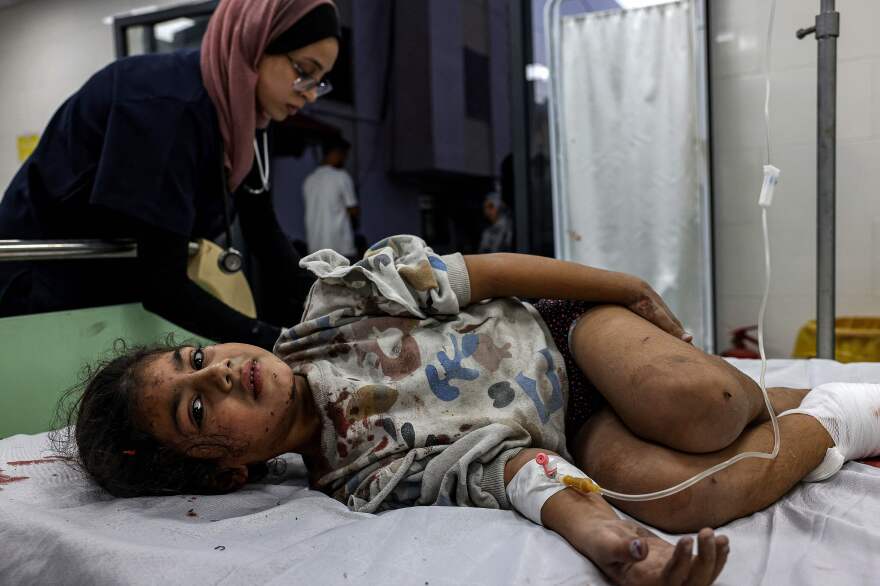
top-left (505, 454), bottom-right (595, 525)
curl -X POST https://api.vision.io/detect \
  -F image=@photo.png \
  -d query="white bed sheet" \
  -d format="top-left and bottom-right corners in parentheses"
top-left (2, 359), bottom-right (879, 585)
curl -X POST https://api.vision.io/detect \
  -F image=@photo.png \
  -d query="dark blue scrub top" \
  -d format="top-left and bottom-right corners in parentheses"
top-left (0, 49), bottom-right (307, 348)
top-left (0, 49), bottom-right (225, 241)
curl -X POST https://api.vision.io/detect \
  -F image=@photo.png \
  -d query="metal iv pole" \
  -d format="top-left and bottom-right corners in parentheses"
top-left (797, 0), bottom-right (839, 359)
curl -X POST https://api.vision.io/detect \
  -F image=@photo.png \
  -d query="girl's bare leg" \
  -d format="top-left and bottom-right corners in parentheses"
top-left (572, 409), bottom-right (833, 533)
top-left (571, 304), bottom-right (803, 453)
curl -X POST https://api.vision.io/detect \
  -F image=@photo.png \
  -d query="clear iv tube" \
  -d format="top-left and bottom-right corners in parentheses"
top-left (595, 0), bottom-right (781, 503)
top-left (599, 210), bottom-right (779, 502)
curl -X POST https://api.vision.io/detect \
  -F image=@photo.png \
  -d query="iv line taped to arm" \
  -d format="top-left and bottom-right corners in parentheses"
top-left (510, 166), bottom-right (781, 508)
top-left (561, 162), bottom-right (780, 503)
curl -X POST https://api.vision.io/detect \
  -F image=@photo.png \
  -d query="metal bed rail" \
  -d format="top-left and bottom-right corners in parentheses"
top-left (0, 240), bottom-right (199, 262)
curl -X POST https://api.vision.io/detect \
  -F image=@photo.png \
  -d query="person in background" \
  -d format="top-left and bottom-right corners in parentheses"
top-left (478, 191), bottom-right (513, 253)
top-left (302, 136), bottom-right (359, 259)
top-left (0, 0), bottom-right (341, 350)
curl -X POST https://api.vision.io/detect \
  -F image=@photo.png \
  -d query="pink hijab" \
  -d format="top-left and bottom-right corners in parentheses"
top-left (201, 0), bottom-right (334, 192)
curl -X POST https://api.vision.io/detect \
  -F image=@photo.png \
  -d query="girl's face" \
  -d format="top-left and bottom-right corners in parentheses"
top-left (136, 343), bottom-right (310, 468)
top-left (256, 37), bottom-right (339, 122)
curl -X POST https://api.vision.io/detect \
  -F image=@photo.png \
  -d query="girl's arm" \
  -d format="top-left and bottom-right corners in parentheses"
top-left (464, 253), bottom-right (691, 342)
top-left (465, 253), bottom-right (639, 304)
top-left (504, 449), bottom-right (728, 585)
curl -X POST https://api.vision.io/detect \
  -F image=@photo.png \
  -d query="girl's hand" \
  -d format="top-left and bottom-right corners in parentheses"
top-left (626, 281), bottom-right (693, 344)
top-left (581, 519), bottom-right (729, 585)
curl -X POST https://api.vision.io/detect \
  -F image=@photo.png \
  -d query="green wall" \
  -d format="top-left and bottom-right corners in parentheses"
top-left (0, 304), bottom-right (210, 439)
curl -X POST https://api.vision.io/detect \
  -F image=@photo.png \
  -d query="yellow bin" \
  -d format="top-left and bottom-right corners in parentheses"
top-left (793, 317), bottom-right (880, 362)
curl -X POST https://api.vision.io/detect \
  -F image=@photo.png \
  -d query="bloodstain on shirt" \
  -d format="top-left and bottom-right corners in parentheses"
top-left (325, 390), bottom-right (353, 436)
top-left (371, 436), bottom-right (390, 454)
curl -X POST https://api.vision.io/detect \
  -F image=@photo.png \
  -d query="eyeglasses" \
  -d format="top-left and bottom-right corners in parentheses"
top-left (287, 57), bottom-right (333, 98)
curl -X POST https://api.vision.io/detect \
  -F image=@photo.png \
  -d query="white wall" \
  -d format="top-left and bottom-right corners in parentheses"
top-left (0, 0), bottom-right (180, 190)
top-left (710, 0), bottom-right (880, 357)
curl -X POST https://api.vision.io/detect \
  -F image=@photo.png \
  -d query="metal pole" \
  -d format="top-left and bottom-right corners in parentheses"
top-left (797, 1), bottom-right (839, 359)
top-left (509, 0), bottom-right (533, 253)
top-left (545, 0), bottom-right (565, 261)
top-left (0, 240), bottom-right (137, 261)
top-left (0, 240), bottom-right (201, 262)
top-left (816, 0), bottom-right (839, 359)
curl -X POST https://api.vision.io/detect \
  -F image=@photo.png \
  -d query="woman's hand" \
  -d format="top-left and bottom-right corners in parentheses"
top-left (579, 519), bottom-right (729, 585)
top-left (626, 281), bottom-right (693, 343)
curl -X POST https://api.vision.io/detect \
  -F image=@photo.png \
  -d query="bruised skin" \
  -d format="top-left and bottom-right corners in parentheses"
top-left (562, 304), bottom-right (831, 536)
top-left (135, 344), bottom-right (322, 474)
top-left (573, 408), bottom-right (831, 533)
top-left (570, 305), bottom-right (767, 453)
top-left (584, 524), bottom-right (729, 585)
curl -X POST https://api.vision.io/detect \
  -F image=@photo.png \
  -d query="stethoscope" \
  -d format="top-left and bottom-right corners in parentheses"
top-left (217, 130), bottom-right (270, 274)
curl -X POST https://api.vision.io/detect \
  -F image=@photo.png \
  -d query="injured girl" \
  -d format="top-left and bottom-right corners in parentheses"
top-left (57, 235), bottom-right (880, 585)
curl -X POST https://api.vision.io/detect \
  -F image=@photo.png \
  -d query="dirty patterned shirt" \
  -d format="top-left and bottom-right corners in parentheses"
top-left (274, 235), bottom-right (570, 513)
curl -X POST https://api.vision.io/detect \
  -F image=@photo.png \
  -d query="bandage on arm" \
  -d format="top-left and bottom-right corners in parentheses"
top-left (505, 450), bottom-right (604, 526)
top-left (504, 449), bottom-right (651, 585)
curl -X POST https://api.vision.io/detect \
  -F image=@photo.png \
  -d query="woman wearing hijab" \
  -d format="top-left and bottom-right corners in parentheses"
top-left (0, 0), bottom-right (339, 349)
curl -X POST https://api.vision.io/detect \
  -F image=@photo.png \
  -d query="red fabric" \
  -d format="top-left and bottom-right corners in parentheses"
top-left (200, 0), bottom-right (334, 191)
top-left (861, 458), bottom-right (880, 469)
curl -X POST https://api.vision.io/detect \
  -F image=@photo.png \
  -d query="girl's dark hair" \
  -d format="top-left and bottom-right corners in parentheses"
top-left (51, 338), bottom-right (267, 498)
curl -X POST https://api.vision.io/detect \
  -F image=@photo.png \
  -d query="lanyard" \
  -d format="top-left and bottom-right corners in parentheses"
top-left (243, 130), bottom-right (270, 194)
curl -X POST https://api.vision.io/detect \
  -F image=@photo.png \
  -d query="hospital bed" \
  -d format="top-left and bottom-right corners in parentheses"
top-left (2, 358), bottom-right (879, 585)
top-left (2, 0), bottom-right (865, 580)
